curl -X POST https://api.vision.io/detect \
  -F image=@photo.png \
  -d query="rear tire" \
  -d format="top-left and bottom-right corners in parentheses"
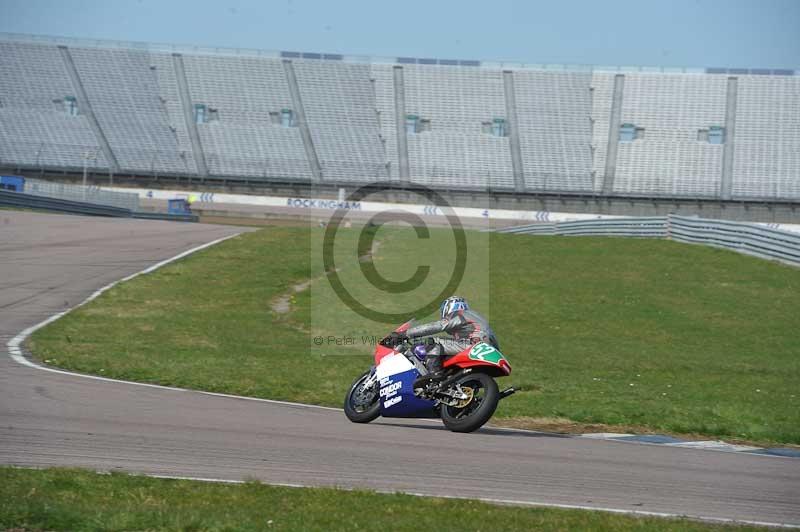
top-left (344, 371), bottom-right (380, 423)
top-left (440, 372), bottom-right (499, 433)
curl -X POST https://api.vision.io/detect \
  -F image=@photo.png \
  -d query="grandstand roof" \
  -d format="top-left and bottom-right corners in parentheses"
top-left (1, 31), bottom-right (795, 76)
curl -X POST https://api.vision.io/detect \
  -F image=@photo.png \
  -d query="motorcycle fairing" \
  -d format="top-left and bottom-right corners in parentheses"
top-left (374, 320), bottom-right (413, 365)
top-left (443, 342), bottom-right (512, 375)
top-left (375, 353), bottom-right (436, 417)
top-left (374, 343), bottom-right (394, 365)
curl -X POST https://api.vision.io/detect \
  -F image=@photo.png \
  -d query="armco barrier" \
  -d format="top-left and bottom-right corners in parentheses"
top-left (500, 223), bottom-right (557, 235)
top-left (0, 189), bottom-right (197, 222)
top-left (500, 217), bottom-right (668, 237)
top-left (668, 215), bottom-right (800, 265)
top-left (557, 217), bottom-right (668, 238)
top-left (132, 211), bottom-right (198, 223)
top-left (25, 177), bottom-right (140, 211)
top-left (0, 188), bottom-right (133, 217)
top-left (498, 215), bottom-right (800, 267)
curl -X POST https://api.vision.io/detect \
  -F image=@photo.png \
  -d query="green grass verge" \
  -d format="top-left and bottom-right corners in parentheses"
top-left (29, 226), bottom-right (800, 444)
top-left (0, 467), bottom-right (768, 531)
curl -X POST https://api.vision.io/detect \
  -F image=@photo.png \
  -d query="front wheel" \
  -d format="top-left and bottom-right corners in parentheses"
top-left (440, 372), bottom-right (499, 433)
top-left (344, 371), bottom-right (380, 423)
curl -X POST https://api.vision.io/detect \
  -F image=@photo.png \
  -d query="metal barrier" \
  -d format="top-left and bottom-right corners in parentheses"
top-left (497, 215), bottom-right (800, 267)
top-left (0, 188), bottom-right (133, 217)
top-left (668, 215), bottom-right (800, 265)
top-left (500, 217), bottom-right (668, 237)
top-left (132, 211), bottom-right (198, 223)
top-left (556, 217), bottom-right (668, 238)
top-left (24, 177), bottom-right (140, 211)
top-left (0, 189), bottom-right (197, 222)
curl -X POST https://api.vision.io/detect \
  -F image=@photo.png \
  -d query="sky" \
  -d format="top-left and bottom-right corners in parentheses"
top-left (0, 0), bottom-right (798, 69)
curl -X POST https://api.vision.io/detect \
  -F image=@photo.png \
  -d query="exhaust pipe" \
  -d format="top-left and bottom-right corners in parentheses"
top-left (436, 368), bottom-right (472, 390)
top-left (415, 368), bottom-right (472, 391)
top-left (499, 387), bottom-right (516, 400)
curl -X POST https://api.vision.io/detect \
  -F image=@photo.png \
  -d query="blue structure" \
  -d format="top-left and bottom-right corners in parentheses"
top-left (167, 198), bottom-right (191, 215)
top-left (0, 175), bottom-right (25, 192)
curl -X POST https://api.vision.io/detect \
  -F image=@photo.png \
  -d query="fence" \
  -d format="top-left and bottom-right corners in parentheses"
top-left (24, 177), bottom-right (140, 212)
top-left (0, 188), bottom-right (132, 217)
top-left (500, 217), bottom-right (668, 237)
top-left (497, 215), bottom-right (800, 267)
top-left (0, 188), bottom-right (197, 222)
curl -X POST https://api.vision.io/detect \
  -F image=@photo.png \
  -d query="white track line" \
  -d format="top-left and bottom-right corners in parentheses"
top-left (8, 466), bottom-right (799, 528)
top-left (5, 232), bottom-right (798, 440)
top-left (5, 231), bottom-right (799, 528)
top-left (74, 470), bottom-right (800, 529)
top-left (5, 232), bottom-right (340, 411)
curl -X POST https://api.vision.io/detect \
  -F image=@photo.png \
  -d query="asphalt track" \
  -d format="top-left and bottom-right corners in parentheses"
top-left (1, 211), bottom-right (798, 527)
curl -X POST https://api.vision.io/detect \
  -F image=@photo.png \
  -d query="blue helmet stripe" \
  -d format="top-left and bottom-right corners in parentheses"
top-left (441, 296), bottom-right (469, 318)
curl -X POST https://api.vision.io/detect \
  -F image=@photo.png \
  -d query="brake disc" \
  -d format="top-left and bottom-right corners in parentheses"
top-left (453, 386), bottom-right (475, 408)
top-left (354, 382), bottom-right (375, 406)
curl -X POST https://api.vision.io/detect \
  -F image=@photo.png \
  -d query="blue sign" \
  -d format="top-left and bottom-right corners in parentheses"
top-left (0, 175), bottom-right (25, 192)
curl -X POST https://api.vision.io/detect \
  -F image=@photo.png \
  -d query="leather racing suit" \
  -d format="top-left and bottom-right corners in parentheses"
top-left (405, 309), bottom-right (499, 373)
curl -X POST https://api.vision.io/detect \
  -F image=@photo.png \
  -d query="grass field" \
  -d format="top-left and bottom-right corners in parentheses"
top-left (29, 225), bottom-right (800, 444)
top-left (0, 467), bottom-right (769, 531)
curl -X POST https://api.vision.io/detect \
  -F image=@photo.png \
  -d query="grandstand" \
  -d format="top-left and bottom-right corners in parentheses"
top-left (0, 33), bottom-right (798, 202)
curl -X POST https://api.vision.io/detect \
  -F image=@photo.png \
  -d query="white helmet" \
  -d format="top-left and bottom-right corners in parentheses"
top-left (440, 296), bottom-right (468, 319)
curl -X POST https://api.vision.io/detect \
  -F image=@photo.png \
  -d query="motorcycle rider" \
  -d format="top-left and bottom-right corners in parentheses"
top-left (391, 296), bottom-right (499, 377)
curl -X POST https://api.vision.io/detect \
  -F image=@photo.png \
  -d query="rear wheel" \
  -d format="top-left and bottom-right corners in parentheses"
top-left (344, 371), bottom-right (380, 423)
top-left (440, 372), bottom-right (499, 433)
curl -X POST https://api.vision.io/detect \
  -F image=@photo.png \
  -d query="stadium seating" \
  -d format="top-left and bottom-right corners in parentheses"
top-left (589, 73), bottom-right (615, 192)
top-left (400, 64), bottom-right (514, 189)
top-left (370, 64), bottom-right (401, 181)
top-left (0, 42), bottom-right (109, 170)
top-left (182, 54), bottom-right (312, 179)
top-left (0, 35), bottom-right (797, 201)
top-left (514, 70), bottom-right (594, 192)
top-left (293, 60), bottom-right (387, 182)
top-left (69, 47), bottom-right (189, 174)
top-left (613, 73), bottom-right (728, 197)
top-left (732, 76), bottom-right (800, 199)
top-left (148, 52), bottom-right (199, 175)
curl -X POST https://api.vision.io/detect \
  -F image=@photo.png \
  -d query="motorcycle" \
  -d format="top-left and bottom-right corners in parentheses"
top-left (344, 321), bottom-right (515, 433)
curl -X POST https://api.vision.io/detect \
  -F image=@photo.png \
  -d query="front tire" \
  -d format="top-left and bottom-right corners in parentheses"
top-left (344, 371), bottom-right (380, 423)
top-left (440, 372), bottom-right (499, 433)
